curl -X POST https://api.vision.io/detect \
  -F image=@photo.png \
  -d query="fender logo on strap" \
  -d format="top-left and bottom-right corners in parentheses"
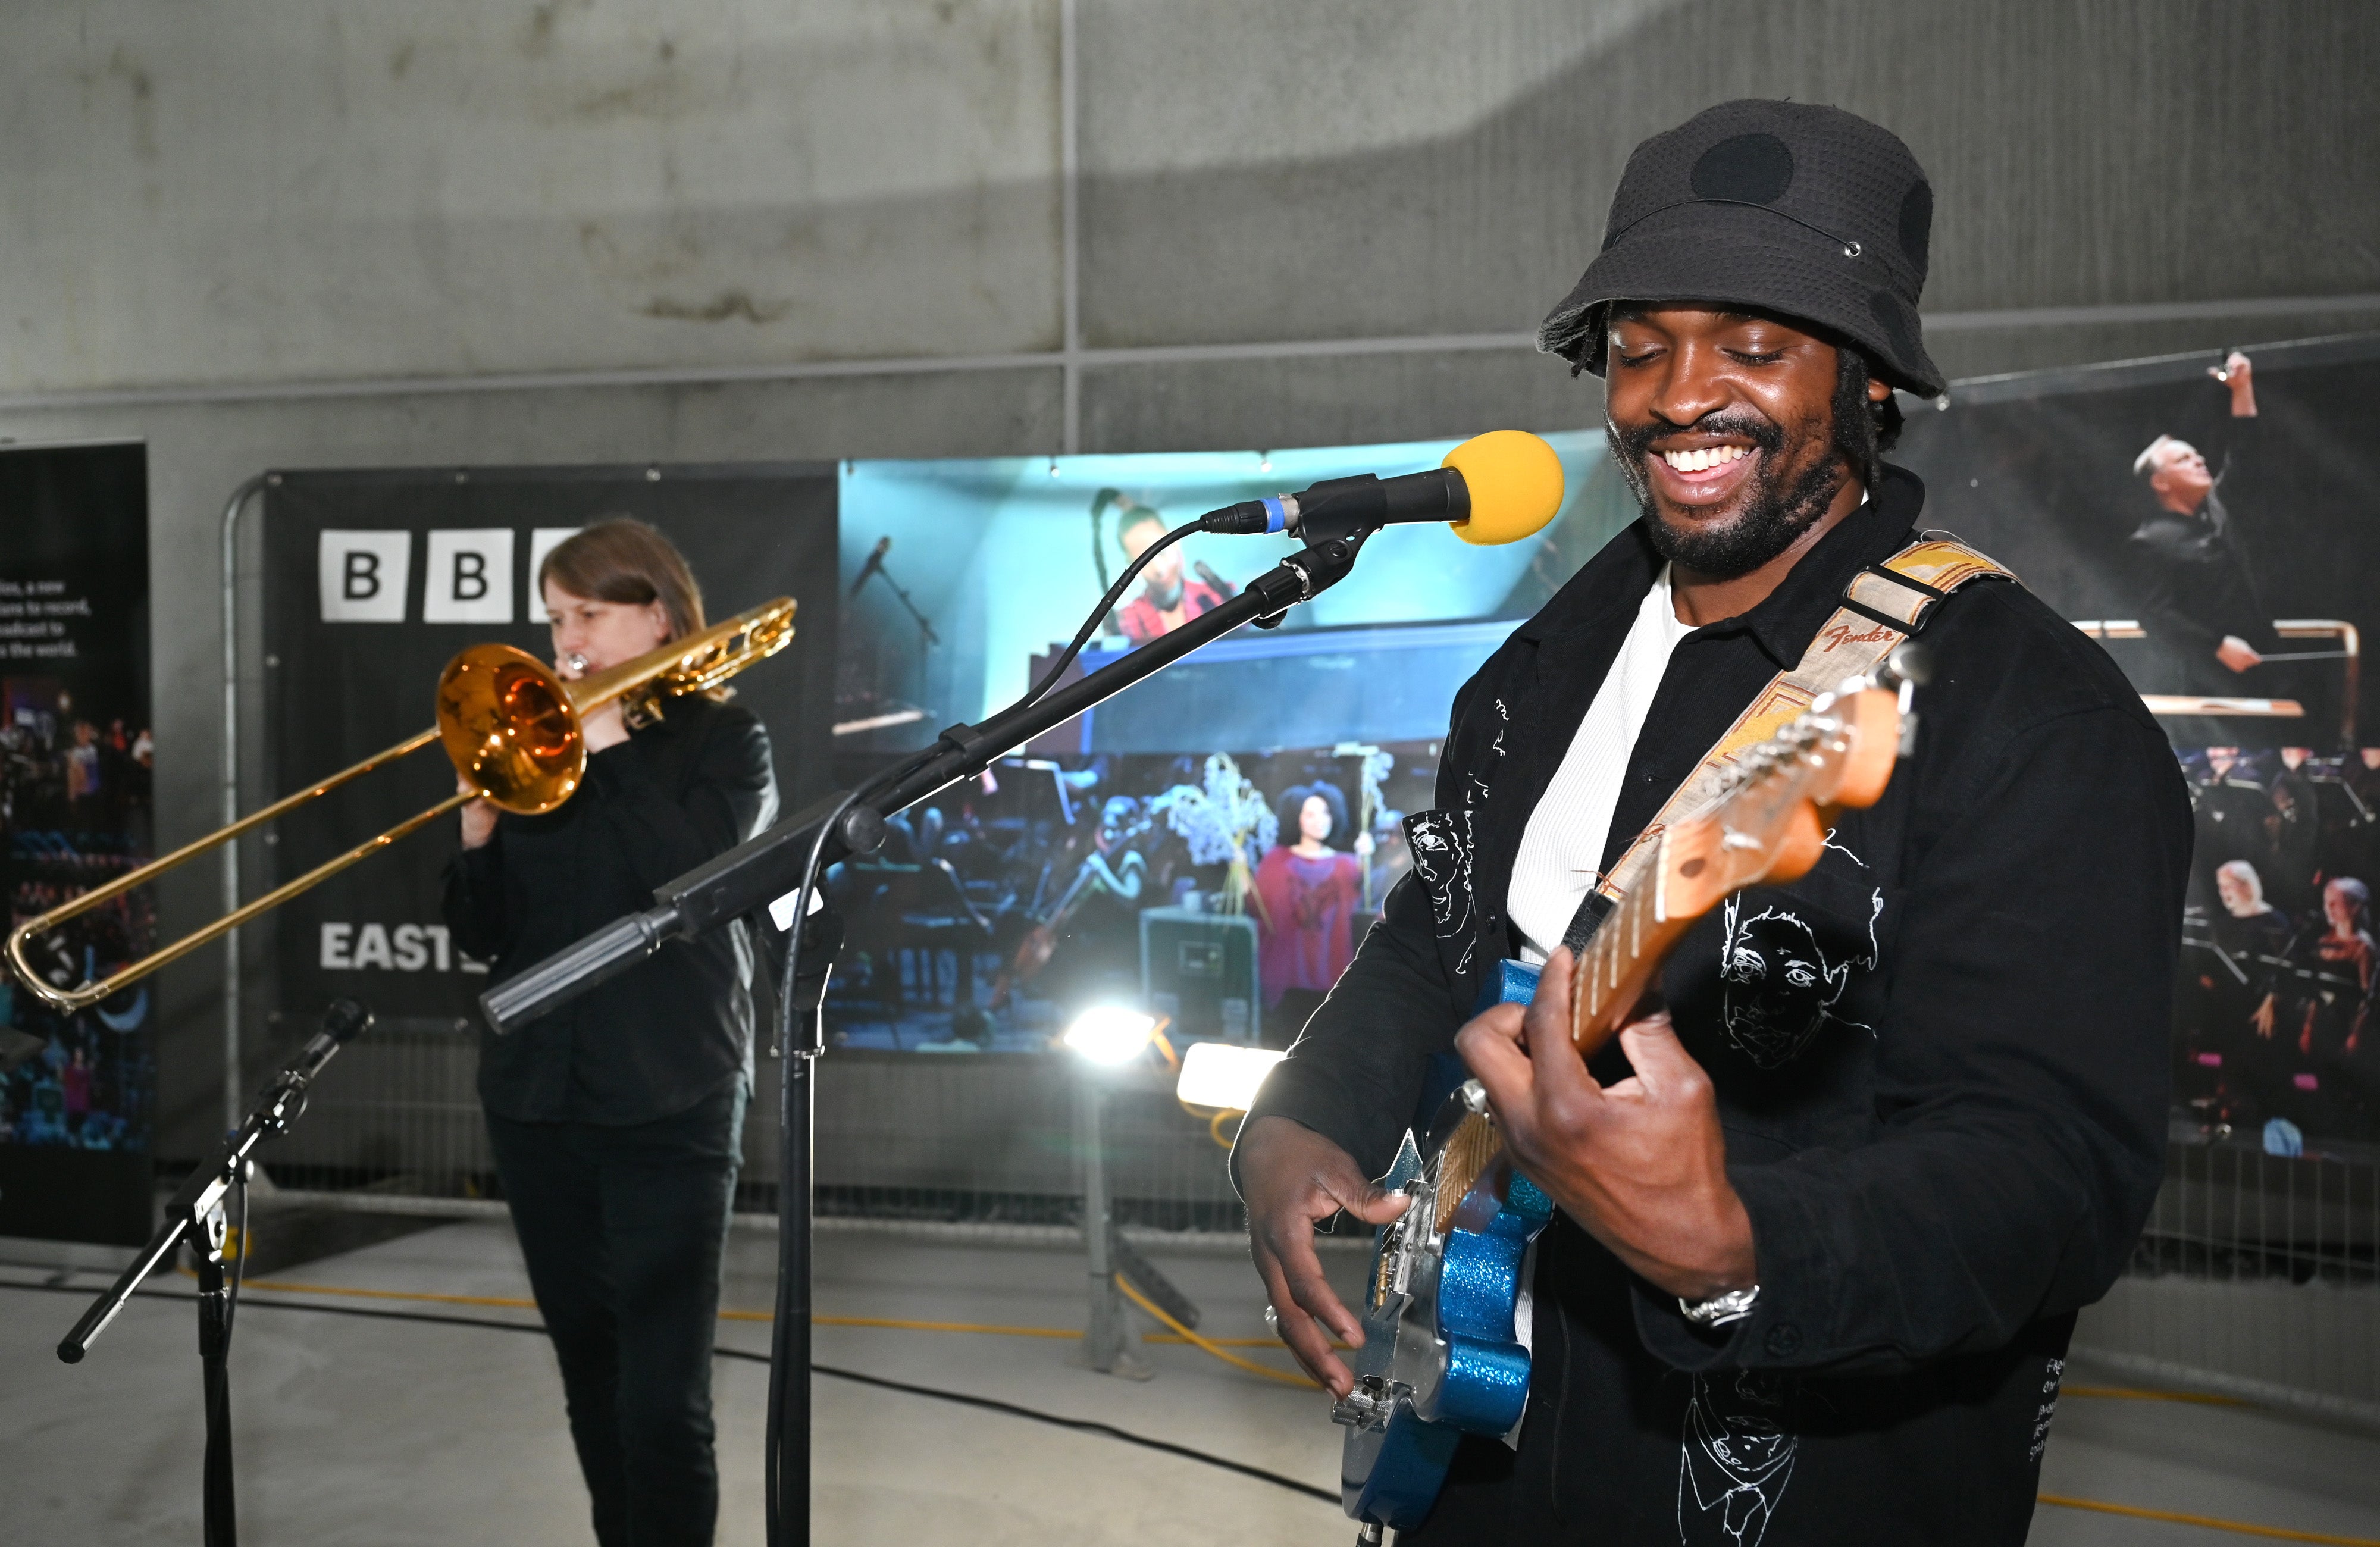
top-left (1819, 620), bottom-right (1901, 653)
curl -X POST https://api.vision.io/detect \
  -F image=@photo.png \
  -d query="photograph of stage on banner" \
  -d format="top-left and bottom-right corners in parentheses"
top-left (828, 431), bottom-right (1621, 1053)
top-left (1897, 334), bottom-right (2380, 1157)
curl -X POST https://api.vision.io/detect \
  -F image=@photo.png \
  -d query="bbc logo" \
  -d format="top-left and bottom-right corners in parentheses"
top-left (319, 528), bottom-right (580, 624)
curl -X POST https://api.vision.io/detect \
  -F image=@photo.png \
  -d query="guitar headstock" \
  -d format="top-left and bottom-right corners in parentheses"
top-left (1654, 684), bottom-right (1903, 923)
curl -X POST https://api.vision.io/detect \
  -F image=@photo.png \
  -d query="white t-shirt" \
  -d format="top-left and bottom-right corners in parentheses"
top-left (1507, 565), bottom-right (1692, 963)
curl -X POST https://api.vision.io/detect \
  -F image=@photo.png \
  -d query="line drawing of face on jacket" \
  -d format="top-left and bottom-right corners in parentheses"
top-left (1716, 890), bottom-right (1880, 1069)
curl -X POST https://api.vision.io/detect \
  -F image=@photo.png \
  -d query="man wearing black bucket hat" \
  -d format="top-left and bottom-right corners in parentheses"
top-left (1237, 101), bottom-right (2191, 1543)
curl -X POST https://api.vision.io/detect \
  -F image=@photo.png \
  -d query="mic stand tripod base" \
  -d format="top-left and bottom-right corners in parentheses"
top-left (61, 1154), bottom-right (246, 1546)
top-left (57, 1002), bottom-right (372, 1547)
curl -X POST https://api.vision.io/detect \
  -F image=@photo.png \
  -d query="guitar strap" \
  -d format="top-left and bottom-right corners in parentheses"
top-left (1555, 534), bottom-right (2015, 957)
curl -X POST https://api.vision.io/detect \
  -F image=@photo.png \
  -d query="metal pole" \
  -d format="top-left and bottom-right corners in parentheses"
top-left (1073, 1068), bottom-right (1148, 1379)
top-left (778, 1050), bottom-right (816, 1544)
top-left (1058, 0), bottom-right (1081, 455)
top-left (218, 474), bottom-right (267, 1135)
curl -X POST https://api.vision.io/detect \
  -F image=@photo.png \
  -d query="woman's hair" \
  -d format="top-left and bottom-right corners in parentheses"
top-left (1274, 782), bottom-right (1349, 847)
top-left (538, 517), bottom-right (707, 642)
top-left (2330, 876), bottom-right (2372, 932)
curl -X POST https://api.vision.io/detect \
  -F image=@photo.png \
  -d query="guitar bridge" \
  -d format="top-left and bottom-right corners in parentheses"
top-left (1332, 1374), bottom-right (1408, 1433)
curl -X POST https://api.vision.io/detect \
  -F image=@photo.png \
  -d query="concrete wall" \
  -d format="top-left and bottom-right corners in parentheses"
top-left (0, 0), bottom-right (2373, 1153)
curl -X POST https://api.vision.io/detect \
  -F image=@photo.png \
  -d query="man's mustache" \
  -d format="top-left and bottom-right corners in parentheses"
top-left (1612, 410), bottom-right (1786, 466)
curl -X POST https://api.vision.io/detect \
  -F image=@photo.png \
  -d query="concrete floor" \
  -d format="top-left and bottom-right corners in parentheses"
top-left (2, 1220), bottom-right (2378, 1545)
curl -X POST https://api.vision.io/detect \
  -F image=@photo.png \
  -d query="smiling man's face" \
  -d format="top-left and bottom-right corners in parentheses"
top-left (1604, 305), bottom-right (1882, 581)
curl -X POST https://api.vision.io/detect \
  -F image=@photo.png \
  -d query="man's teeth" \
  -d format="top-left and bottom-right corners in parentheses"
top-left (1660, 444), bottom-right (1750, 473)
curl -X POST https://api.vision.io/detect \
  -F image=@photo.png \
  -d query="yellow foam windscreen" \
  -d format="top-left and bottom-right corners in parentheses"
top-left (1442, 431), bottom-right (1565, 546)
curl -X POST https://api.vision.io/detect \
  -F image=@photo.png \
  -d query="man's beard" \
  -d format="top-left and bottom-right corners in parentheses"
top-left (1609, 408), bottom-right (1850, 581)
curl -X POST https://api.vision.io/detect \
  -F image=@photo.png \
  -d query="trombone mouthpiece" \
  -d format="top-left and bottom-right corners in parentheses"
top-left (564, 652), bottom-right (590, 675)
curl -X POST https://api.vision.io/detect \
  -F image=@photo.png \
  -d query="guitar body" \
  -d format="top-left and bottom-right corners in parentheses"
top-left (1338, 962), bottom-right (1552, 1533)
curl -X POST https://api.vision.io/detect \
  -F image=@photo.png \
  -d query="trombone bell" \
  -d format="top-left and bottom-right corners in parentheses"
top-left (437, 644), bottom-right (584, 816)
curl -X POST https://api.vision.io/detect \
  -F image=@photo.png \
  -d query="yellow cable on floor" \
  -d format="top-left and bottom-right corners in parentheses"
top-left (2037, 1494), bottom-right (2380, 1545)
top-left (1147, 1332), bottom-right (1352, 1349)
top-left (1113, 1272), bottom-right (1316, 1388)
top-left (2063, 1383), bottom-right (2254, 1407)
top-left (738, 1309), bottom-right (1076, 1339)
top-left (209, 1269), bottom-right (1345, 1349)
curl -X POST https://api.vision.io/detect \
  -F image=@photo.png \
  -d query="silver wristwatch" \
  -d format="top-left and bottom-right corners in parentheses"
top-left (1677, 1283), bottom-right (1761, 1327)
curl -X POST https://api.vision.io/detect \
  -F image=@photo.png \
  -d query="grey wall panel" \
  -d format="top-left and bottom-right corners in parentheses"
top-left (1079, 347), bottom-right (1601, 455)
top-left (1927, 310), bottom-right (2380, 384)
top-left (0, 1), bottom-right (1063, 393)
top-left (1079, 0), bottom-right (2380, 346)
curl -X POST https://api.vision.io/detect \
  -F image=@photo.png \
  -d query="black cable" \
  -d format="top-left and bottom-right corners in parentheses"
top-left (1018, 519), bottom-right (1200, 712)
top-left (2, 1279), bottom-right (1336, 1507)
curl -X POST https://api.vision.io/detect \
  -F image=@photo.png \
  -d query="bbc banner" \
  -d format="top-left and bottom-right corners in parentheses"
top-left (0, 441), bottom-right (154, 1244)
top-left (260, 464), bottom-right (838, 1039)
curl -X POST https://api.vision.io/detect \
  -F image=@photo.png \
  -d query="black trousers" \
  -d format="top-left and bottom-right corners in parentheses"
top-left (487, 1082), bottom-right (746, 1547)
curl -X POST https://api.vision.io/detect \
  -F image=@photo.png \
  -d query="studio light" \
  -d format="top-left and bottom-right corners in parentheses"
top-left (1175, 1041), bottom-right (1284, 1111)
top-left (1063, 1005), bottom-right (1157, 1066)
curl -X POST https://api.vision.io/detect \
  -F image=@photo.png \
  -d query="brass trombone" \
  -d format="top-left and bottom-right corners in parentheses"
top-left (6, 597), bottom-right (797, 1014)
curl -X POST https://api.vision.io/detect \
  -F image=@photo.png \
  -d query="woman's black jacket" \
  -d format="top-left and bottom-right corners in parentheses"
top-left (444, 694), bottom-right (778, 1125)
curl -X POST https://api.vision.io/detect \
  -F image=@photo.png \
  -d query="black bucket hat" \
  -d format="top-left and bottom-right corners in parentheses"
top-left (1538, 99), bottom-right (1942, 397)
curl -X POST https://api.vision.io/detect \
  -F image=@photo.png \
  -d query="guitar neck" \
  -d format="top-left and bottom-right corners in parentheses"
top-left (1568, 863), bottom-right (1697, 1056)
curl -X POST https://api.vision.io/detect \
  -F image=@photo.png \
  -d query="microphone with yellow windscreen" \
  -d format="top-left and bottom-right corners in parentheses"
top-left (1206, 430), bottom-right (1565, 546)
top-left (1440, 430), bottom-right (1567, 546)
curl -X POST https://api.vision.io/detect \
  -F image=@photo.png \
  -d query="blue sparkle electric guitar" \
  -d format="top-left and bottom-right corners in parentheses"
top-left (1335, 682), bottom-right (1908, 1543)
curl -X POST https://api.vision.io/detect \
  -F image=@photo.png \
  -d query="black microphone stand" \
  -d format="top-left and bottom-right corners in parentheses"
top-left (56, 999), bottom-right (374, 1547)
top-left (851, 549), bottom-right (941, 716)
top-left (480, 525), bottom-right (1382, 1547)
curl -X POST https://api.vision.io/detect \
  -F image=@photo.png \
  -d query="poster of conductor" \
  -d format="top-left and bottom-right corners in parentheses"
top-left (0, 441), bottom-right (155, 1244)
top-left (1896, 331), bottom-right (2380, 1157)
